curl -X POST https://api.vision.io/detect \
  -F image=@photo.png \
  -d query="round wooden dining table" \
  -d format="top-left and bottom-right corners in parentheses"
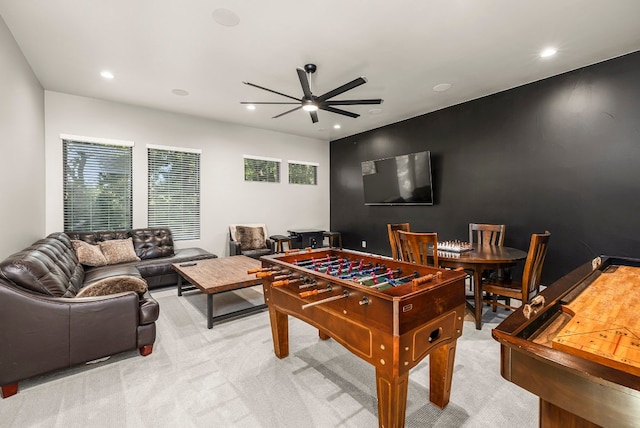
top-left (436, 246), bottom-right (528, 330)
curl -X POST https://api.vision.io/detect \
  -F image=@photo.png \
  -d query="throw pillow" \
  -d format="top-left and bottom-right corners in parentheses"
top-left (76, 275), bottom-right (148, 298)
top-left (235, 226), bottom-right (267, 251)
top-left (99, 238), bottom-right (141, 265)
top-left (71, 240), bottom-right (107, 267)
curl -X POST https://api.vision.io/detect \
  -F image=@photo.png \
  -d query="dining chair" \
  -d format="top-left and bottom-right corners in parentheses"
top-left (469, 223), bottom-right (505, 247)
top-left (482, 231), bottom-right (551, 311)
top-left (468, 223), bottom-right (508, 285)
top-left (396, 230), bottom-right (439, 267)
top-left (387, 223), bottom-right (411, 260)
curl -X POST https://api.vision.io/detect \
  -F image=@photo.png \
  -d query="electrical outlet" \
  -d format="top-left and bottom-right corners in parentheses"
top-left (362, 240), bottom-right (367, 248)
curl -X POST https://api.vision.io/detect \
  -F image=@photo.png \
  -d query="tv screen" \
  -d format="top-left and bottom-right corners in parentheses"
top-left (361, 151), bottom-right (434, 205)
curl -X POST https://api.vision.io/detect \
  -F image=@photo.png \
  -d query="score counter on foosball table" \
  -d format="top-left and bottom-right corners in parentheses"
top-left (251, 248), bottom-right (467, 428)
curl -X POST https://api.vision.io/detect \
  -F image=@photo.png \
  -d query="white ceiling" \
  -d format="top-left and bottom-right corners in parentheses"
top-left (2, 1), bottom-right (640, 141)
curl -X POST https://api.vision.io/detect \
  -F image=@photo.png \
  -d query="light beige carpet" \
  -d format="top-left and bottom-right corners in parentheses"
top-left (1, 286), bottom-right (537, 427)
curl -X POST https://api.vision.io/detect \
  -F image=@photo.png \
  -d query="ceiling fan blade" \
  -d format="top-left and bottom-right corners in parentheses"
top-left (297, 68), bottom-right (313, 99)
top-left (243, 81), bottom-right (300, 102)
top-left (241, 101), bottom-right (300, 105)
top-left (319, 105), bottom-right (359, 118)
top-left (273, 106), bottom-right (302, 119)
top-left (325, 99), bottom-right (383, 105)
top-left (316, 77), bottom-right (367, 102)
top-left (310, 111), bottom-right (318, 123)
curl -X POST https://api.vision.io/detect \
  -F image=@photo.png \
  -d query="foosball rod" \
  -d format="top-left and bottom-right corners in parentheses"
top-left (302, 290), bottom-right (350, 309)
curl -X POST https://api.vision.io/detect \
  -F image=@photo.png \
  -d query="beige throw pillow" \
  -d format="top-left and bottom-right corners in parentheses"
top-left (235, 226), bottom-right (267, 250)
top-left (71, 240), bottom-right (107, 267)
top-left (76, 275), bottom-right (148, 298)
top-left (99, 238), bottom-right (140, 265)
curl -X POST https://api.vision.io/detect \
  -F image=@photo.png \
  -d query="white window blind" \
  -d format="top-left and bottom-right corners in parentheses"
top-left (63, 139), bottom-right (133, 232)
top-left (244, 155), bottom-right (280, 183)
top-left (288, 160), bottom-right (318, 185)
top-left (148, 146), bottom-right (201, 240)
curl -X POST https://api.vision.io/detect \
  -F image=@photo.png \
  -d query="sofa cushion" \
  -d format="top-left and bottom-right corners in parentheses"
top-left (76, 275), bottom-right (148, 298)
top-left (235, 225), bottom-right (267, 250)
top-left (71, 240), bottom-right (107, 267)
top-left (130, 228), bottom-right (175, 260)
top-left (99, 238), bottom-right (140, 265)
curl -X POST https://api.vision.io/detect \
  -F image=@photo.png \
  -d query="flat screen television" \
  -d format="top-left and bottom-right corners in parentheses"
top-left (361, 150), bottom-right (434, 205)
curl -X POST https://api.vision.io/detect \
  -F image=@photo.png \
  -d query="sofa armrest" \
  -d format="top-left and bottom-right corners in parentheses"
top-left (0, 283), bottom-right (143, 385)
top-left (68, 292), bottom-right (140, 364)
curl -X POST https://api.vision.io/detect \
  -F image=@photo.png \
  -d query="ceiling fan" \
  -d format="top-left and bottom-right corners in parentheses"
top-left (241, 63), bottom-right (383, 123)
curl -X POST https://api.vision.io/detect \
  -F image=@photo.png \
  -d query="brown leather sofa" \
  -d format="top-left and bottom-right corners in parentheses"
top-left (0, 228), bottom-right (215, 398)
top-left (67, 228), bottom-right (217, 289)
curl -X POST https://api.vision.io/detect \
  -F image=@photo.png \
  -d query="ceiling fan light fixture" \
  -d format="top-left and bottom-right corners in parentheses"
top-left (302, 103), bottom-right (318, 112)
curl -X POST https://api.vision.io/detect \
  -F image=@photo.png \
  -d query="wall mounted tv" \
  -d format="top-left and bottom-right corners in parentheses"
top-left (361, 150), bottom-right (434, 205)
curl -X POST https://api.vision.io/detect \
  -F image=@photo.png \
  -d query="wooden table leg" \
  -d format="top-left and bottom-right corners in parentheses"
top-left (375, 368), bottom-right (409, 428)
top-left (429, 340), bottom-right (457, 408)
top-left (269, 307), bottom-right (289, 358)
top-left (177, 275), bottom-right (183, 296)
top-left (473, 268), bottom-right (483, 330)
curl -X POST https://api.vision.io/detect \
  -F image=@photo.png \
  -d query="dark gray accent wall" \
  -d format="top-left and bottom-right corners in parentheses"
top-left (330, 51), bottom-right (640, 283)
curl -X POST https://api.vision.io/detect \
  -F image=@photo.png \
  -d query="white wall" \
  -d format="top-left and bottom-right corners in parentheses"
top-left (44, 91), bottom-right (330, 256)
top-left (0, 15), bottom-right (45, 258)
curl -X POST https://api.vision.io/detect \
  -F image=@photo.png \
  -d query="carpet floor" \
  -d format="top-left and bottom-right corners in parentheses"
top-left (1, 285), bottom-right (537, 427)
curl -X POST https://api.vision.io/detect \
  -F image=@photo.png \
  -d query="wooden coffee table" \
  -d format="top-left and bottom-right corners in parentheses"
top-left (173, 255), bottom-right (266, 329)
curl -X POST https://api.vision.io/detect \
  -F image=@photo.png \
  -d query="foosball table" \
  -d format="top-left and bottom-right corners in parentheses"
top-left (252, 248), bottom-right (467, 428)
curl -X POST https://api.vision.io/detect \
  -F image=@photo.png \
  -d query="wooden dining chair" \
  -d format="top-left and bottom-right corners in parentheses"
top-left (469, 223), bottom-right (505, 247)
top-left (483, 231), bottom-right (551, 311)
top-left (468, 223), bottom-right (508, 286)
top-left (396, 230), bottom-right (438, 267)
top-left (387, 223), bottom-right (410, 260)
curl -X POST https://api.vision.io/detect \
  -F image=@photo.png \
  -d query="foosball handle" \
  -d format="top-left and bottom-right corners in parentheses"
top-left (299, 289), bottom-right (318, 298)
top-left (285, 247), bottom-right (314, 256)
top-left (256, 271), bottom-right (274, 278)
top-left (411, 272), bottom-right (442, 289)
top-left (273, 279), bottom-right (290, 287)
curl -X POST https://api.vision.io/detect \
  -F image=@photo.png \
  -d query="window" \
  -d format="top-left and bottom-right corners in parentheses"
top-left (63, 136), bottom-right (133, 232)
top-left (288, 160), bottom-right (318, 185)
top-left (244, 155), bottom-right (280, 183)
top-left (148, 145), bottom-right (201, 240)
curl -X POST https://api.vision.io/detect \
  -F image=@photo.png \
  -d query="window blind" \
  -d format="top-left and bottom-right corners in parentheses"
top-left (288, 161), bottom-right (318, 185)
top-left (63, 139), bottom-right (133, 232)
top-left (244, 155), bottom-right (280, 183)
top-left (148, 147), bottom-right (201, 240)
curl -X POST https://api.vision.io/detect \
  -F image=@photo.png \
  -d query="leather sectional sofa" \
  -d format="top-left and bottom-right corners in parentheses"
top-left (0, 228), bottom-right (216, 398)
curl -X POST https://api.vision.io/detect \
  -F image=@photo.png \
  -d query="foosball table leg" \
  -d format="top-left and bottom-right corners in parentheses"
top-left (375, 368), bottom-right (409, 428)
top-left (318, 330), bottom-right (330, 340)
top-left (269, 308), bottom-right (289, 358)
top-left (428, 340), bottom-right (457, 409)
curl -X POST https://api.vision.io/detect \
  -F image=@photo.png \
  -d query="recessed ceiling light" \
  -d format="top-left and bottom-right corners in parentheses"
top-left (212, 8), bottom-right (240, 27)
top-left (540, 47), bottom-right (557, 58)
top-left (333, 124), bottom-right (341, 129)
top-left (171, 89), bottom-right (189, 96)
top-left (246, 104), bottom-right (256, 110)
top-left (368, 108), bottom-right (383, 115)
top-left (433, 83), bottom-right (452, 92)
top-left (100, 70), bottom-right (114, 79)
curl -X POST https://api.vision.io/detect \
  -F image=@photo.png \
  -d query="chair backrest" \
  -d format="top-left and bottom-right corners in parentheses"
top-left (521, 231), bottom-right (551, 302)
top-left (396, 230), bottom-right (438, 267)
top-left (469, 223), bottom-right (505, 247)
top-left (387, 223), bottom-right (410, 260)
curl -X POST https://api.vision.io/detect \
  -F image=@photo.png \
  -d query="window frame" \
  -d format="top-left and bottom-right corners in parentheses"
top-left (62, 134), bottom-right (134, 232)
top-left (243, 154), bottom-right (281, 183)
